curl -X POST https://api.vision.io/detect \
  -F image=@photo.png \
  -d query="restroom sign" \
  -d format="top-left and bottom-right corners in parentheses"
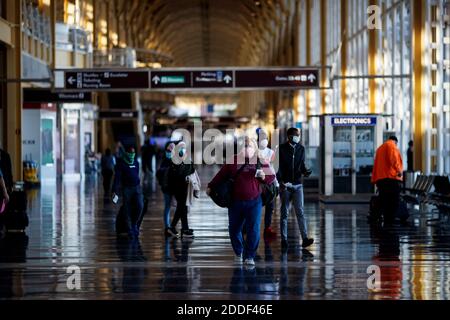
top-left (331, 116), bottom-right (377, 126)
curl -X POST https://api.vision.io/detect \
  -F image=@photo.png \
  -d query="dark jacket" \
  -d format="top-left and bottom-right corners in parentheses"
top-left (0, 149), bottom-right (13, 190)
top-left (156, 157), bottom-right (172, 194)
top-left (101, 155), bottom-right (115, 172)
top-left (276, 142), bottom-right (309, 185)
top-left (168, 162), bottom-right (195, 195)
top-left (112, 158), bottom-right (140, 193)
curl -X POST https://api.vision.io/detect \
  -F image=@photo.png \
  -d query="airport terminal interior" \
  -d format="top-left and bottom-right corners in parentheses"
top-left (0, 0), bottom-right (450, 300)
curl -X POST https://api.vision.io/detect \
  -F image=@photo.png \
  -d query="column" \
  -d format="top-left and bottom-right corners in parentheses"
top-left (6, 0), bottom-right (23, 180)
top-left (368, 0), bottom-right (379, 114)
top-left (412, 0), bottom-right (426, 172)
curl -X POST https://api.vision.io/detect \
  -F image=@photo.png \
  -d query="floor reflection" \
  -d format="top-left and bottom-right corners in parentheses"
top-left (0, 166), bottom-right (450, 299)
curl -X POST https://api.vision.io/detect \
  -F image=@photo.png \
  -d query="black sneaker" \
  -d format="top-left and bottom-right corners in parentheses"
top-left (302, 238), bottom-right (314, 248)
top-left (281, 239), bottom-right (288, 249)
top-left (167, 227), bottom-right (180, 238)
top-left (181, 229), bottom-right (194, 238)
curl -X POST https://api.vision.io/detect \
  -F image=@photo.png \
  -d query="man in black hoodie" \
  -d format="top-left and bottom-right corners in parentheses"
top-left (276, 128), bottom-right (314, 249)
top-left (112, 146), bottom-right (144, 238)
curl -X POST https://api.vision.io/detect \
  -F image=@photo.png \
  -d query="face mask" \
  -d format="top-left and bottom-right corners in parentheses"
top-left (165, 151), bottom-right (172, 159)
top-left (259, 139), bottom-right (269, 149)
top-left (124, 152), bottom-right (135, 164)
top-left (179, 148), bottom-right (186, 157)
top-left (290, 136), bottom-right (300, 144)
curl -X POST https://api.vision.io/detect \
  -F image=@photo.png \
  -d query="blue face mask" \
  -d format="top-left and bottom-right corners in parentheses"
top-left (165, 151), bottom-right (172, 159)
top-left (179, 148), bottom-right (186, 157)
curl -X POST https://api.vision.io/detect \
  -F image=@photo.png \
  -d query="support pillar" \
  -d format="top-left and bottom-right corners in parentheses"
top-left (340, 0), bottom-right (348, 114)
top-left (6, 0), bottom-right (23, 181)
top-left (412, 0), bottom-right (426, 172)
top-left (368, 0), bottom-right (379, 114)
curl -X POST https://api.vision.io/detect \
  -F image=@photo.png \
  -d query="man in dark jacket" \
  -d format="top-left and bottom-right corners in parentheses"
top-left (276, 128), bottom-right (314, 249)
top-left (0, 148), bottom-right (13, 192)
top-left (112, 146), bottom-right (144, 238)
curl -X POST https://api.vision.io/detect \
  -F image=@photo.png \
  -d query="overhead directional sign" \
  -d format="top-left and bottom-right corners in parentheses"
top-left (192, 70), bottom-right (234, 88)
top-left (150, 71), bottom-right (191, 89)
top-left (23, 88), bottom-right (92, 103)
top-left (235, 69), bottom-right (320, 89)
top-left (55, 70), bottom-right (149, 91)
top-left (53, 67), bottom-right (327, 92)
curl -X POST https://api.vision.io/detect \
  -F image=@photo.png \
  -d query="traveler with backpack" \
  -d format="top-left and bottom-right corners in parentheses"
top-left (112, 146), bottom-right (144, 238)
top-left (207, 137), bottom-right (275, 266)
top-left (156, 141), bottom-right (176, 237)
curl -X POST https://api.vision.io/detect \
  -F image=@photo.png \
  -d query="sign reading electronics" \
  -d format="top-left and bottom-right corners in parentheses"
top-left (331, 116), bottom-right (377, 126)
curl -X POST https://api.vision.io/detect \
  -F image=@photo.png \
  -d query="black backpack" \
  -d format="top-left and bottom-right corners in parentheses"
top-left (209, 164), bottom-right (247, 208)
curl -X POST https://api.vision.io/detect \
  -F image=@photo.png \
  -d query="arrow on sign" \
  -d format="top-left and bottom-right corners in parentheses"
top-left (224, 75), bottom-right (232, 84)
top-left (68, 76), bottom-right (76, 85)
top-left (308, 74), bottom-right (316, 83)
top-left (152, 76), bottom-right (160, 85)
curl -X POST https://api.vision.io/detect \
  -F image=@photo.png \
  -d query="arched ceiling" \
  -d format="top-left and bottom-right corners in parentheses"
top-left (116, 0), bottom-right (291, 67)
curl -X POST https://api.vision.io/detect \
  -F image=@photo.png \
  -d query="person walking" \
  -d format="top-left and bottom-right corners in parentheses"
top-left (0, 148), bottom-right (13, 192)
top-left (157, 141), bottom-right (176, 237)
top-left (277, 128), bottom-right (314, 249)
top-left (166, 141), bottom-right (196, 238)
top-left (256, 128), bottom-right (278, 239)
top-left (207, 137), bottom-right (275, 266)
top-left (371, 136), bottom-right (404, 225)
top-left (407, 140), bottom-right (414, 172)
top-left (0, 168), bottom-right (10, 208)
top-left (101, 148), bottom-right (115, 195)
top-left (112, 146), bottom-right (144, 238)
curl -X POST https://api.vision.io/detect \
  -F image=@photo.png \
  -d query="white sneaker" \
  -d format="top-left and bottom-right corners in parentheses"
top-left (244, 258), bottom-right (255, 266)
top-left (234, 254), bottom-right (243, 263)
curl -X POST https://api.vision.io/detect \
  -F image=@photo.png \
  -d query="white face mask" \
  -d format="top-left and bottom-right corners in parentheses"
top-left (259, 139), bottom-right (269, 149)
top-left (292, 136), bottom-right (300, 144)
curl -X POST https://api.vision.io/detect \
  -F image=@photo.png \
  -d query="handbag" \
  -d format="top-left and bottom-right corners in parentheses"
top-left (209, 164), bottom-right (247, 208)
top-left (260, 182), bottom-right (279, 207)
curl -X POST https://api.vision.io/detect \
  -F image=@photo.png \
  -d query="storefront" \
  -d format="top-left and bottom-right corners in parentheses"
top-left (23, 88), bottom-right (95, 180)
top-left (22, 102), bottom-right (57, 183)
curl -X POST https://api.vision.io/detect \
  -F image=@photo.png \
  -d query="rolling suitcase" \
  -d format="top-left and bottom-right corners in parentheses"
top-left (2, 190), bottom-right (29, 232)
top-left (368, 194), bottom-right (409, 224)
top-left (367, 195), bottom-right (382, 223)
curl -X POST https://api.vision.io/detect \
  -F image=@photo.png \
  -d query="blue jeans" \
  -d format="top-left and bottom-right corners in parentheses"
top-left (122, 186), bottom-right (144, 232)
top-left (280, 184), bottom-right (308, 241)
top-left (163, 193), bottom-right (172, 228)
top-left (228, 196), bottom-right (262, 260)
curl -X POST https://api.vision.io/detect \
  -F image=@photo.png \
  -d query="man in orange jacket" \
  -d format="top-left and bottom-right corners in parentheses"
top-left (371, 136), bottom-right (403, 224)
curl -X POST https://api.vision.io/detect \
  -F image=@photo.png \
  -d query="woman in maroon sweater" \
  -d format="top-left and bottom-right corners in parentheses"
top-left (207, 138), bottom-right (275, 266)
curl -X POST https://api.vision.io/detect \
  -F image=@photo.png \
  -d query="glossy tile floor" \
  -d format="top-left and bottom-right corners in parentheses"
top-left (1, 166), bottom-right (450, 300)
